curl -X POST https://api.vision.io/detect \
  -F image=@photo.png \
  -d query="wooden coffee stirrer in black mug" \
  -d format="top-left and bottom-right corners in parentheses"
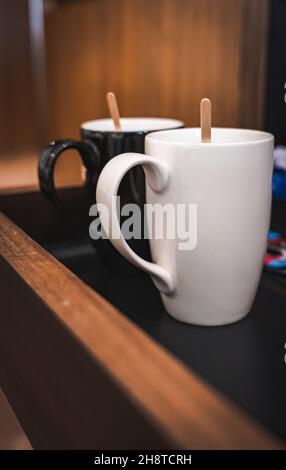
top-left (200, 98), bottom-right (212, 143)
top-left (106, 92), bottom-right (121, 130)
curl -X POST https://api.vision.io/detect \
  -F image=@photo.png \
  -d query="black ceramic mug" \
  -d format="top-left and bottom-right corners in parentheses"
top-left (38, 117), bottom-right (183, 273)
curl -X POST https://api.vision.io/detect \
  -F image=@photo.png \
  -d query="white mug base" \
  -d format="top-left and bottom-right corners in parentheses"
top-left (161, 302), bottom-right (252, 326)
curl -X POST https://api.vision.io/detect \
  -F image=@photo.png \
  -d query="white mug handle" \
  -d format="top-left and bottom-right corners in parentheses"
top-left (96, 152), bottom-right (175, 295)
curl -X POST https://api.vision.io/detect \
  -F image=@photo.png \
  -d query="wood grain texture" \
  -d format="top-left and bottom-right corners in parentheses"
top-left (0, 0), bottom-right (37, 156)
top-left (0, 388), bottom-right (32, 450)
top-left (0, 211), bottom-right (283, 449)
top-left (239, 0), bottom-right (270, 128)
top-left (0, 153), bottom-right (84, 194)
top-left (0, 255), bottom-right (170, 449)
top-left (44, 0), bottom-right (269, 142)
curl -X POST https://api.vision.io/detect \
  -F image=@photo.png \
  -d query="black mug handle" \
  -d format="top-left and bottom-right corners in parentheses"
top-left (38, 139), bottom-right (99, 228)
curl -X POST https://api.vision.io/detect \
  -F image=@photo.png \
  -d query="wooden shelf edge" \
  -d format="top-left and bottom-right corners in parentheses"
top-left (0, 211), bottom-right (284, 449)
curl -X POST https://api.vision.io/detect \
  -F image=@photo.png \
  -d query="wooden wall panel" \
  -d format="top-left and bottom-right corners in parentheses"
top-left (239, 0), bottom-right (269, 128)
top-left (45, 0), bottom-right (269, 141)
top-left (0, 0), bottom-right (37, 156)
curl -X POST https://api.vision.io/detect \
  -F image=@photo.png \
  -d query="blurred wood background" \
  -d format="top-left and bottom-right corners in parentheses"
top-left (0, 0), bottom-right (269, 189)
top-left (0, 0), bottom-right (37, 156)
top-left (45, 0), bottom-right (269, 140)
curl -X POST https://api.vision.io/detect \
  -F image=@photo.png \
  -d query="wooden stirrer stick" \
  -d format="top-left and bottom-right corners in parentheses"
top-left (106, 92), bottom-right (121, 130)
top-left (200, 98), bottom-right (211, 143)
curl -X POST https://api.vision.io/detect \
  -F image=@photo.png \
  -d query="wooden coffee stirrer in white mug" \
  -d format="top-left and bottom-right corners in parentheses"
top-left (200, 98), bottom-right (212, 143)
top-left (106, 92), bottom-right (121, 130)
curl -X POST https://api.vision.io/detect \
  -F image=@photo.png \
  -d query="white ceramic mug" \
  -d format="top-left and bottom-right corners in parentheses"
top-left (96, 128), bottom-right (274, 326)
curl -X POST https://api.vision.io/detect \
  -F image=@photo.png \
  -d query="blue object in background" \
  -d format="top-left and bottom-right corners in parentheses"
top-left (268, 230), bottom-right (281, 241)
top-left (272, 168), bottom-right (286, 199)
top-left (272, 146), bottom-right (286, 199)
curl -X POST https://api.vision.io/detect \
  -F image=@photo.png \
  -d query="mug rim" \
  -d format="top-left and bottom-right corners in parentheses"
top-left (81, 117), bottom-right (184, 134)
top-left (146, 127), bottom-right (274, 147)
